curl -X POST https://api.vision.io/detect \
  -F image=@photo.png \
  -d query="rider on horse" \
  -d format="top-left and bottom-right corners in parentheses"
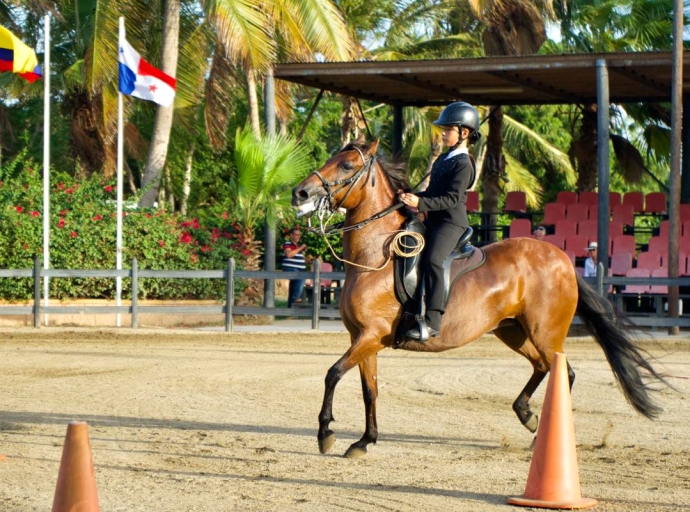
top-left (398, 101), bottom-right (481, 340)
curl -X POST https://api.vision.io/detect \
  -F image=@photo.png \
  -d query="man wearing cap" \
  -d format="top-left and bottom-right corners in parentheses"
top-left (584, 242), bottom-right (597, 277)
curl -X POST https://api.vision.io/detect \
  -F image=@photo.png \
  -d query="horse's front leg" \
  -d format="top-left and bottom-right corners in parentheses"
top-left (318, 335), bottom-right (383, 456)
top-left (343, 354), bottom-right (378, 459)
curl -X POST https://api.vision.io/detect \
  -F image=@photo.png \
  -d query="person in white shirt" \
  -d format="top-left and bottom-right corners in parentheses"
top-left (584, 242), bottom-right (598, 277)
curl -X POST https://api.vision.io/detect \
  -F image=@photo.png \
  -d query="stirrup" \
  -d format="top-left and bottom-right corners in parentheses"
top-left (406, 316), bottom-right (431, 342)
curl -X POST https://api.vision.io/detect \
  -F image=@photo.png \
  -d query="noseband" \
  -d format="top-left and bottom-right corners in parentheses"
top-left (312, 146), bottom-right (375, 212)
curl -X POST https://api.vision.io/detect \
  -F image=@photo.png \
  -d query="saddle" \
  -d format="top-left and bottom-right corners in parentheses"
top-left (393, 218), bottom-right (486, 345)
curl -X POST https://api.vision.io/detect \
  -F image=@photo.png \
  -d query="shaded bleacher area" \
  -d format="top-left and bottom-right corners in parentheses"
top-left (467, 190), bottom-right (690, 319)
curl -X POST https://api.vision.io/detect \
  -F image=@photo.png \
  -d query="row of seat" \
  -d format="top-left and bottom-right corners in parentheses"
top-left (496, 190), bottom-right (671, 215)
top-left (553, 191), bottom-right (668, 214)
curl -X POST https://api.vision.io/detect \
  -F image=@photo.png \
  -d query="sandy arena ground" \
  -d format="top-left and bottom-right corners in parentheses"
top-left (0, 327), bottom-right (688, 511)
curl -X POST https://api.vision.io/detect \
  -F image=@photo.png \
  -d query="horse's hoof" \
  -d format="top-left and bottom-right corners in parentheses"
top-left (524, 413), bottom-right (539, 433)
top-left (343, 445), bottom-right (367, 459)
top-left (318, 432), bottom-right (336, 454)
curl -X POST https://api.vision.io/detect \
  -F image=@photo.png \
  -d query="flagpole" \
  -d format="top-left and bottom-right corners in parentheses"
top-left (42, 14), bottom-right (51, 326)
top-left (116, 17), bottom-right (125, 327)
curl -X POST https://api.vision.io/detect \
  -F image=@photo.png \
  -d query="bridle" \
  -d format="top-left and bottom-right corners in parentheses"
top-left (312, 146), bottom-right (375, 212)
top-left (309, 146), bottom-right (404, 236)
top-left (306, 146), bottom-right (422, 272)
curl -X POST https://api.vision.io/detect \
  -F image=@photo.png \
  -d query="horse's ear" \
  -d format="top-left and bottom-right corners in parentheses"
top-left (369, 138), bottom-right (380, 156)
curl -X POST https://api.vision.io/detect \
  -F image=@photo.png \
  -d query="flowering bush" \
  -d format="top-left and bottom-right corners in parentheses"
top-left (0, 155), bottom-right (250, 301)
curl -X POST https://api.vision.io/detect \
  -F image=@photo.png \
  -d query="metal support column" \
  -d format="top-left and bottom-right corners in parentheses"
top-left (263, 67), bottom-right (276, 317)
top-left (596, 59), bottom-right (610, 278)
top-left (392, 105), bottom-right (404, 158)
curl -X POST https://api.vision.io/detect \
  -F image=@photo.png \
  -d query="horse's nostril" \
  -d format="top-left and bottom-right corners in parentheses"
top-left (298, 189), bottom-right (310, 200)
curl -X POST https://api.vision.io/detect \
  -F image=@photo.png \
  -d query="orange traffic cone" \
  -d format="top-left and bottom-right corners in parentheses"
top-left (52, 421), bottom-right (100, 512)
top-left (508, 352), bottom-right (598, 509)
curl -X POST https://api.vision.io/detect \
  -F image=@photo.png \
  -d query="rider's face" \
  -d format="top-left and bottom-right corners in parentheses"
top-left (441, 125), bottom-right (460, 147)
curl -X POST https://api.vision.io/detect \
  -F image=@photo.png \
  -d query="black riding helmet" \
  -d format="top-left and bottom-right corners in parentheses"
top-left (433, 102), bottom-right (481, 144)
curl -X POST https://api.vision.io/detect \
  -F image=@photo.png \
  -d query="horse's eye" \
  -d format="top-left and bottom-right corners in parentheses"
top-left (340, 161), bottom-right (354, 171)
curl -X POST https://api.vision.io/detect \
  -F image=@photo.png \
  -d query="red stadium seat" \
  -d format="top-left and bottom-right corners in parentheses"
top-left (466, 190), bottom-right (480, 212)
top-left (542, 202), bottom-right (566, 226)
top-left (649, 268), bottom-right (668, 295)
top-left (555, 219), bottom-right (577, 238)
top-left (609, 221), bottom-right (624, 237)
top-left (623, 191), bottom-right (644, 213)
top-left (681, 204), bottom-right (690, 223)
top-left (661, 252), bottom-right (686, 276)
top-left (503, 191), bottom-right (527, 213)
top-left (556, 191), bottom-right (578, 205)
top-left (578, 191), bottom-right (598, 205)
top-left (543, 234), bottom-right (565, 250)
top-left (681, 237), bottom-right (690, 256)
top-left (566, 203), bottom-right (589, 223)
top-left (611, 204), bottom-right (634, 227)
top-left (564, 250), bottom-right (576, 265)
top-left (509, 218), bottom-right (532, 238)
top-left (644, 192), bottom-right (667, 214)
top-left (659, 220), bottom-right (670, 238)
top-left (609, 192), bottom-right (622, 212)
top-left (623, 268), bottom-right (650, 295)
top-left (578, 220), bottom-right (597, 241)
top-left (565, 235), bottom-right (589, 258)
top-left (610, 252), bottom-right (633, 276)
top-left (683, 220), bottom-right (690, 237)
top-left (612, 235), bottom-right (636, 256)
top-left (636, 251), bottom-right (661, 271)
top-left (648, 236), bottom-right (667, 255)
top-left (588, 204), bottom-right (599, 223)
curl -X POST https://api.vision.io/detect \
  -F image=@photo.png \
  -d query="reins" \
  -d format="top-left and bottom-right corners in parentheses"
top-left (308, 147), bottom-right (425, 271)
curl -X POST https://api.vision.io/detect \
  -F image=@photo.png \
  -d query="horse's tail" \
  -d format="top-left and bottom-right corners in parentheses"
top-left (575, 274), bottom-right (665, 419)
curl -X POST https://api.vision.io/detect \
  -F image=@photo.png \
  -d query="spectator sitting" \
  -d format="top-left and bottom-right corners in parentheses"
top-left (584, 242), bottom-right (597, 277)
top-left (282, 227), bottom-right (307, 307)
top-left (533, 226), bottom-right (546, 240)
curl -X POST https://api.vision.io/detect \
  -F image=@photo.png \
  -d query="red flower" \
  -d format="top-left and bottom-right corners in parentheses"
top-left (59, 209), bottom-right (68, 216)
top-left (65, 187), bottom-right (75, 194)
top-left (57, 182), bottom-right (65, 190)
top-left (190, 253), bottom-right (198, 263)
top-left (92, 214), bottom-right (102, 222)
top-left (145, 213), bottom-right (152, 218)
top-left (30, 210), bottom-right (40, 217)
top-left (211, 228), bottom-right (221, 242)
top-left (15, 206), bottom-right (23, 213)
top-left (58, 218), bottom-right (66, 228)
top-left (241, 249), bottom-right (251, 256)
top-left (179, 232), bottom-right (192, 244)
top-left (222, 212), bottom-right (228, 220)
top-left (201, 245), bottom-right (212, 253)
top-left (158, 240), bottom-right (166, 247)
top-left (104, 185), bottom-right (113, 192)
top-left (70, 231), bottom-right (78, 238)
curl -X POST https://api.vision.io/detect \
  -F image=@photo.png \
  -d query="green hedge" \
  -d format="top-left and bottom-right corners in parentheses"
top-left (0, 155), bottom-right (249, 301)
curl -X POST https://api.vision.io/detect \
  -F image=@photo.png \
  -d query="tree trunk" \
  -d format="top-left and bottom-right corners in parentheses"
top-left (180, 144), bottom-right (193, 215)
top-left (246, 68), bottom-right (261, 138)
top-left (341, 96), bottom-right (365, 146)
top-left (481, 106), bottom-right (505, 242)
top-left (574, 104), bottom-right (598, 192)
top-left (138, 0), bottom-right (180, 208)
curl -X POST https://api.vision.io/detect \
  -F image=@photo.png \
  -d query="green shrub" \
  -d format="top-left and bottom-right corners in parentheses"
top-left (0, 156), bottom-right (249, 301)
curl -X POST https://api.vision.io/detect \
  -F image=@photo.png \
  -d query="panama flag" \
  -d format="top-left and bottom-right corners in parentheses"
top-left (118, 36), bottom-right (176, 107)
top-left (0, 26), bottom-right (42, 82)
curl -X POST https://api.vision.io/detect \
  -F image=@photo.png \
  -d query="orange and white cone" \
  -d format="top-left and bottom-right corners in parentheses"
top-left (508, 352), bottom-right (598, 509)
top-left (52, 421), bottom-right (100, 512)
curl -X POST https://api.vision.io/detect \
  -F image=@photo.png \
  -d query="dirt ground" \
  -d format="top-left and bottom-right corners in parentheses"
top-left (0, 327), bottom-right (688, 512)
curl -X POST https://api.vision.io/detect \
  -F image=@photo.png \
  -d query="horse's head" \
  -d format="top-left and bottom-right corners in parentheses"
top-left (292, 140), bottom-right (380, 215)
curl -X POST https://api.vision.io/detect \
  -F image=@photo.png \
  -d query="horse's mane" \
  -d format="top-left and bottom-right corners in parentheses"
top-left (340, 141), bottom-right (411, 192)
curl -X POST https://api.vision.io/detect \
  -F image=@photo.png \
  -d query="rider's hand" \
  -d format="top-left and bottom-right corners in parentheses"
top-left (400, 192), bottom-right (420, 208)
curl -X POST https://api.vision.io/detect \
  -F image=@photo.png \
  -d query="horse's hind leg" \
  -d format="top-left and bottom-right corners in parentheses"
top-left (495, 324), bottom-right (577, 433)
top-left (494, 325), bottom-right (547, 433)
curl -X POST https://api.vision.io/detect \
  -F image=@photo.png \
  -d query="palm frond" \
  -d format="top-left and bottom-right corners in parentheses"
top-left (502, 114), bottom-right (576, 186)
top-left (503, 153), bottom-right (543, 208)
top-left (202, 0), bottom-right (274, 69)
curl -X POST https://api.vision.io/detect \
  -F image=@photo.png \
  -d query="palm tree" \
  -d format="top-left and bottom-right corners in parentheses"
top-left (468, 0), bottom-right (556, 239)
top-left (230, 126), bottom-right (311, 304)
top-left (549, 0), bottom-right (676, 192)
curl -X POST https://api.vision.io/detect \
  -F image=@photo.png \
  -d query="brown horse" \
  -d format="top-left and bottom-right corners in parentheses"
top-left (292, 140), bottom-right (664, 459)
